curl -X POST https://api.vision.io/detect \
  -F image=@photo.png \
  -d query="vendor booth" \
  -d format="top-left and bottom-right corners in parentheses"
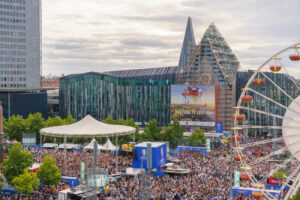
top-left (176, 146), bottom-right (207, 158)
top-left (232, 187), bottom-right (280, 200)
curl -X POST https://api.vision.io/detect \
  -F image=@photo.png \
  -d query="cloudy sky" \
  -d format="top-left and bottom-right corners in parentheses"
top-left (42, 0), bottom-right (300, 76)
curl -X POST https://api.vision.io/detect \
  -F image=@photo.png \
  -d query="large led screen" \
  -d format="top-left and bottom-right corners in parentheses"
top-left (171, 85), bottom-right (216, 126)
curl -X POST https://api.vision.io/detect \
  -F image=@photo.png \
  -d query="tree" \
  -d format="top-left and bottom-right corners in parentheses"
top-left (37, 155), bottom-right (62, 186)
top-left (2, 143), bottom-right (34, 184)
top-left (4, 115), bottom-right (26, 141)
top-left (0, 176), bottom-right (3, 189)
top-left (186, 128), bottom-right (206, 147)
top-left (12, 169), bottom-right (40, 195)
top-left (162, 119), bottom-right (184, 149)
top-left (63, 114), bottom-right (76, 125)
top-left (45, 116), bottom-right (64, 127)
top-left (139, 119), bottom-right (162, 142)
top-left (289, 187), bottom-right (300, 200)
top-left (24, 113), bottom-right (45, 142)
top-left (103, 116), bottom-right (116, 124)
top-left (117, 118), bottom-right (139, 145)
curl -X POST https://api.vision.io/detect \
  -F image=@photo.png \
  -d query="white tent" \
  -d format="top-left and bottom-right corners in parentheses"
top-left (99, 138), bottom-right (119, 151)
top-left (84, 138), bottom-right (103, 150)
top-left (40, 115), bottom-right (136, 137)
top-left (58, 143), bottom-right (83, 149)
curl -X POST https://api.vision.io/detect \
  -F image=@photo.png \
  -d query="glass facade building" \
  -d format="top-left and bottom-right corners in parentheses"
top-left (60, 18), bottom-right (240, 129)
top-left (236, 71), bottom-right (300, 136)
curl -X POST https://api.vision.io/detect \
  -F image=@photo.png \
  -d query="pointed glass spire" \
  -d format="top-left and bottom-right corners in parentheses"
top-left (200, 22), bottom-right (240, 87)
top-left (178, 17), bottom-right (196, 68)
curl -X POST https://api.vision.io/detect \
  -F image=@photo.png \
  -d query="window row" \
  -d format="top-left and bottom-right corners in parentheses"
top-left (0, 17), bottom-right (25, 23)
top-left (0, 76), bottom-right (25, 81)
top-left (0, 44), bottom-right (26, 49)
top-left (0, 64), bottom-right (25, 68)
top-left (0, 30), bottom-right (25, 36)
top-left (0, 0), bottom-right (25, 4)
top-left (0, 57), bottom-right (25, 62)
top-left (1, 83), bottom-right (26, 88)
top-left (0, 24), bottom-right (25, 30)
top-left (0, 50), bottom-right (25, 55)
top-left (0, 37), bottom-right (25, 42)
top-left (0, 11), bottom-right (25, 17)
top-left (0, 4), bottom-right (25, 10)
top-left (0, 70), bottom-right (25, 75)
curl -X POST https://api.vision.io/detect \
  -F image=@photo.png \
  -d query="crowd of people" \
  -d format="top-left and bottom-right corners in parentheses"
top-left (5, 139), bottom-right (294, 200)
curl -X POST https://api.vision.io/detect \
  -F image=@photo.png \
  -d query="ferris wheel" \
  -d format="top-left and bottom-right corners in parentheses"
top-left (233, 43), bottom-right (300, 200)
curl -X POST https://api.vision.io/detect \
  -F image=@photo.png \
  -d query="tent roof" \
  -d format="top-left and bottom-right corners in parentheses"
top-left (99, 138), bottom-right (119, 151)
top-left (40, 115), bottom-right (136, 137)
top-left (84, 138), bottom-right (102, 150)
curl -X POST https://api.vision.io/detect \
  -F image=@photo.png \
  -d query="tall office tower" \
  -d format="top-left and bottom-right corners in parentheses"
top-left (0, 0), bottom-right (41, 88)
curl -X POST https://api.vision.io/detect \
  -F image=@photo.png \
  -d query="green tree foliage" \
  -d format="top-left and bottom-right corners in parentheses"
top-left (186, 128), bottom-right (206, 147)
top-left (37, 155), bottom-right (62, 186)
top-left (162, 118), bottom-right (184, 149)
top-left (289, 188), bottom-right (300, 200)
top-left (63, 114), bottom-right (76, 125)
top-left (139, 119), bottom-right (162, 142)
top-left (272, 168), bottom-right (286, 180)
top-left (12, 169), bottom-right (40, 195)
top-left (4, 115), bottom-right (26, 141)
top-left (0, 176), bottom-right (3, 189)
top-left (117, 118), bottom-right (139, 145)
top-left (2, 143), bottom-right (34, 184)
top-left (103, 116), bottom-right (116, 124)
top-left (45, 116), bottom-right (64, 127)
top-left (24, 113), bottom-right (45, 142)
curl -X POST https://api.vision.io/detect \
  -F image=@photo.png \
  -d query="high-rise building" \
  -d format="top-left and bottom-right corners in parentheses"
top-left (0, 0), bottom-right (41, 88)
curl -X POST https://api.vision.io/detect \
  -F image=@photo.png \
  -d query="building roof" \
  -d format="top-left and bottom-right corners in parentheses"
top-left (104, 66), bottom-right (178, 80)
top-left (61, 66), bottom-right (178, 81)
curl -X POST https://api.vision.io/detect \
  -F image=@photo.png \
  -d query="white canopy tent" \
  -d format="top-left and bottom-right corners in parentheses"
top-left (84, 138), bottom-right (103, 150)
top-left (40, 115), bottom-right (136, 173)
top-left (99, 138), bottom-right (119, 151)
top-left (40, 115), bottom-right (136, 137)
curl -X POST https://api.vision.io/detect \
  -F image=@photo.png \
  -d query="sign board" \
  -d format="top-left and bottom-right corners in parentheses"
top-left (22, 133), bottom-right (36, 146)
top-left (206, 138), bottom-right (211, 151)
top-left (171, 85), bottom-right (216, 127)
top-left (216, 123), bottom-right (223, 133)
top-left (80, 162), bottom-right (85, 182)
top-left (234, 170), bottom-right (241, 187)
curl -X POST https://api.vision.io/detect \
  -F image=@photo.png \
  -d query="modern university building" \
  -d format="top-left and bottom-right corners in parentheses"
top-left (59, 17), bottom-right (240, 131)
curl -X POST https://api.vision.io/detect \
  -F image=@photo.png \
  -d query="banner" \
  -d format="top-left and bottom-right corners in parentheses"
top-left (80, 162), bottom-right (85, 182)
top-left (171, 85), bottom-right (215, 127)
top-left (216, 123), bottom-right (223, 133)
top-left (206, 139), bottom-right (211, 151)
top-left (234, 170), bottom-right (241, 187)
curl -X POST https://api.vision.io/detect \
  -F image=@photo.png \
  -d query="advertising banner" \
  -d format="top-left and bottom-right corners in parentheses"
top-left (80, 162), bottom-right (85, 182)
top-left (216, 122), bottom-right (223, 133)
top-left (206, 138), bottom-right (211, 151)
top-left (171, 85), bottom-right (215, 126)
top-left (234, 170), bottom-right (241, 187)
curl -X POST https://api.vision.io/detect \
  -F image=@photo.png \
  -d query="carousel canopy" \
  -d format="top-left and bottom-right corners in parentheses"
top-left (99, 138), bottom-right (119, 151)
top-left (40, 115), bottom-right (136, 138)
top-left (84, 138), bottom-right (103, 150)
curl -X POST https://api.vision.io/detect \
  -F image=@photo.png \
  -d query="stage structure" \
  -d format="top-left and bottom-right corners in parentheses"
top-left (132, 142), bottom-right (167, 172)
